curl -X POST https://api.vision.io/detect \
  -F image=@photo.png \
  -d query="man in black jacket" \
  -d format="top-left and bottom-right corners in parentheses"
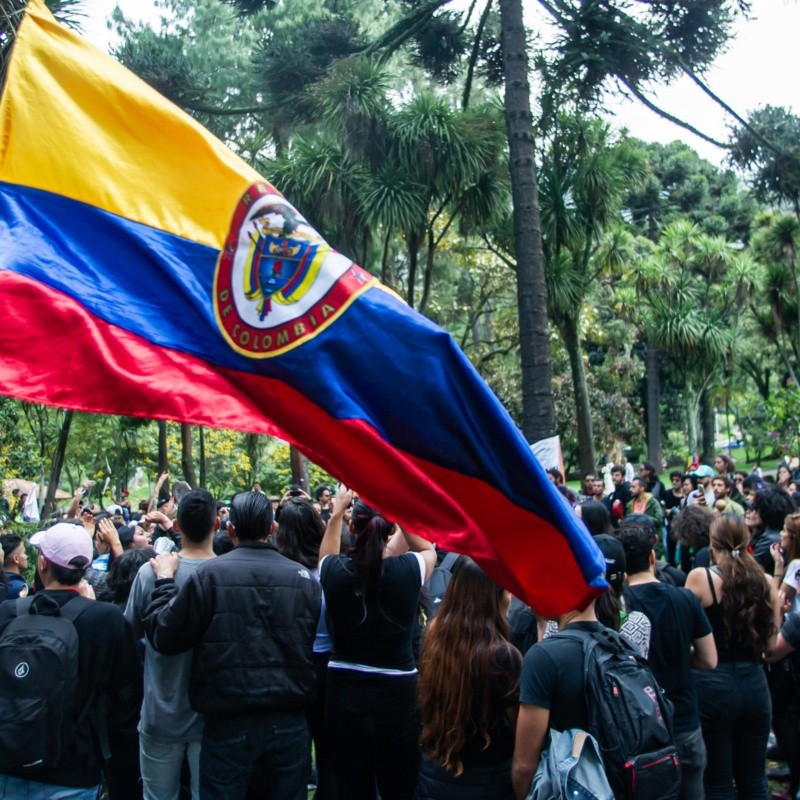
top-left (144, 491), bottom-right (321, 800)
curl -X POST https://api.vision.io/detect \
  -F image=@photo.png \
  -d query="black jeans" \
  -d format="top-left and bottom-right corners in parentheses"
top-left (201, 711), bottom-right (309, 800)
top-left (416, 755), bottom-right (514, 800)
top-left (674, 725), bottom-right (706, 800)
top-left (307, 652), bottom-right (337, 800)
top-left (695, 662), bottom-right (771, 800)
top-left (326, 670), bottom-right (420, 800)
top-left (768, 659), bottom-right (800, 798)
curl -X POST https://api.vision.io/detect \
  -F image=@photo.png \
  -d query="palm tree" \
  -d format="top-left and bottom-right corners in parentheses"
top-left (537, 114), bottom-right (646, 474)
top-left (635, 221), bottom-right (756, 455)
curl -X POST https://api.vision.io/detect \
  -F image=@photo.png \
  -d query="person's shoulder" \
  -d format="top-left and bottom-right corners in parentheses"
top-left (76, 597), bottom-right (129, 636)
top-left (492, 639), bottom-right (523, 672)
top-left (524, 628), bottom-right (579, 664)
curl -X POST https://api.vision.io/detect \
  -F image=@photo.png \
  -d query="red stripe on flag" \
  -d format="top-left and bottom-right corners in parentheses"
top-left (0, 272), bottom-right (600, 614)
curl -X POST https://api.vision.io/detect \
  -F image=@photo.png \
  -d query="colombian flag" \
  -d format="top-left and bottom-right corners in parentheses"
top-left (0, 0), bottom-right (605, 615)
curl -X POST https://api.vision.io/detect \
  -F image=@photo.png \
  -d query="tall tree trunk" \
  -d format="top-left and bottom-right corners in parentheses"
top-left (686, 380), bottom-right (698, 456)
top-left (180, 423), bottom-right (197, 488)
top-left (406, 230), bottom-right (421, 308)
top-left (560, 316), bottom-right (596, 476)
top-left (42, 410), bottom-right (74, 519)
top-left (499, 0), bottom-right (555, 442)
top-left (419, 227), bottom-right (436, 314)
top-left (645, 345), bottom-right (662, 469)
top-left (290, 445), bottom-right (308, 493)
top-left (157, 420), bottom-right (170, 496)
top-left (199, 427), bottom-right (207, 489)
top-left (245, 434), bottom-right (260, 485)
top-left (700, 389), bottom-right (716, 463)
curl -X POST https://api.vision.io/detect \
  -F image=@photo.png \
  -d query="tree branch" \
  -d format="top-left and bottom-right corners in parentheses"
top-left (616, 77), bottom-right (730, 150)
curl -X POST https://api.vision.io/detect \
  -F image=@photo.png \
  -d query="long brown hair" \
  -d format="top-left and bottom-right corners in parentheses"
top-left (711, 515), bottom-right (775, 659)
top-left (783, 513), bottom-right (800, 564)
top-left (417, 557), bottom-right (520, 775)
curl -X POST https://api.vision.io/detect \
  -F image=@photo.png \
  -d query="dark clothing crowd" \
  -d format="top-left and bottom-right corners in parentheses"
top-left (1, 462), bottom-right (799, 800)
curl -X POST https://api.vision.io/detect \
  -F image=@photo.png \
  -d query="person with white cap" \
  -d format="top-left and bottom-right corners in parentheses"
top-left (0, 523), bottom-right (141, 799)
top-left (691, 464), bottom-right (716, 506)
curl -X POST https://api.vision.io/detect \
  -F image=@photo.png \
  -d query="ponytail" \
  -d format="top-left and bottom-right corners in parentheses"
top-left (349, 500), bottom-right (393, 603)
top-left (711, 514), bottom-right (775, 658)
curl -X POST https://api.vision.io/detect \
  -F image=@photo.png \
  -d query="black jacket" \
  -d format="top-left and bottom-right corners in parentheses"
top-left (752, 528), bottom-right (781, 575)
top-left (144, 541), bottom-right (321, 716)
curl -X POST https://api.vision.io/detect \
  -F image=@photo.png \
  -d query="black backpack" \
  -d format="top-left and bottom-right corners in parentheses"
top-left (425, 552), bottom-right (459, 617)
top-left (560, 627), bottom-right (681, 800)
top-left (0, 593), bottom-right (94, 772)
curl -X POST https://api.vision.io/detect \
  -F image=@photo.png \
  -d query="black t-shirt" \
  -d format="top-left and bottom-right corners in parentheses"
top-left (459, 644), bottom-right (522, 767)
top-left (663, 490), bottom-right (683, 518)
top-left (321, 552), bottom-right (423, 672)
top-left (519, 621), bottom-right (605, 732)
top-left (626, 582), bottom-right (711, 734)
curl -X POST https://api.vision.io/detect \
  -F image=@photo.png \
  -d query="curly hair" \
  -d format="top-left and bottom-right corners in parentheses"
top-left (711, 515), bottom-right (775, 659)
top-left (417, 557), bottom-right (520, 776)
top-left (672, 505), bottom-right (713, 551)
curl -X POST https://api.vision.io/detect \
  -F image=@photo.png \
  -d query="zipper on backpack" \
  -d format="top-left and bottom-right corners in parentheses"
top-left (637, 753), bottom-right (678, 770)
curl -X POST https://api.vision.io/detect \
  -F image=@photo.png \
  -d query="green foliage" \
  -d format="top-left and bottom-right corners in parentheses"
top-left (541, 0), bottom-right (748, 101)
top-left (0, 397), bottom-right (29, 477)
top-left (730, 106), bottom-right (800, 215)
top-left (258, 441), bottom-right (334, 498)
top-left (625, 140), bottom-right (758, 243)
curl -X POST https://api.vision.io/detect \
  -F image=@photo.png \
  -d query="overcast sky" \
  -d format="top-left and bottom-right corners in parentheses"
top-left (80, 0), bottom-right (799, 167)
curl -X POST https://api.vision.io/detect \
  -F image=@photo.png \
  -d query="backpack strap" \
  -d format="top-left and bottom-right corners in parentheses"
top-left (15, 596), bottom-right (33, 617)
top-left (55, 595), bottom-right (95, 622)
top-left (438, 552), bottom-right (459, 572)
top-left (16, 593), bottom-right (93, 621)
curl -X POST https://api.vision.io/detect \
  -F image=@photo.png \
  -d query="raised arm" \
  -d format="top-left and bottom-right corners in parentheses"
top-left (399, 528), bottom-right (436, 583)
top-left (319, 484), bottom-right (353, 560)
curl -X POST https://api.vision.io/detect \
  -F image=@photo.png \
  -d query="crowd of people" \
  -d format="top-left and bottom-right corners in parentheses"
top-left (1, 455), bottom-right (800, 800)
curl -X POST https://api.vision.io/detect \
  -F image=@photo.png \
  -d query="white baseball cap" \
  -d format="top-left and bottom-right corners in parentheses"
top-left (29, 524), bottom-right (93, 569)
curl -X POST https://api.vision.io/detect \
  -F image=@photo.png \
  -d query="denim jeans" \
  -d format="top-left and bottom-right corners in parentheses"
top-left (139, 731), bottom-right (201, 800)
top-left (695, 662), bottom-right (771, 800)
top-left (200, 711), bottom-right (309, 800)
top-left (0, 776), bottom-right (101, 799)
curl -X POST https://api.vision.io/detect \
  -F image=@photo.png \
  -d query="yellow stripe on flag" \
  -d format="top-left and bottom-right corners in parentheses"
top-left (0, 0), bottom-right (261, 249)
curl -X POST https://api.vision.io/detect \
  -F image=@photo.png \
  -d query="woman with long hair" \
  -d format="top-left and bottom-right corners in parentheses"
top-left (715, 454), bottom-right (736, 480)
top-left (274, 498), bottom-right (336, 800)
top-left (577, 500), bottom-right (613, 536)
top-left (778, 464), bottom-right (794, 493)
top-left (686, 515), bottom-right (781, 799)
top-left (416, 557), bottom-right (521, 800)
top-left (319, 486), bottom-right (435, 800)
